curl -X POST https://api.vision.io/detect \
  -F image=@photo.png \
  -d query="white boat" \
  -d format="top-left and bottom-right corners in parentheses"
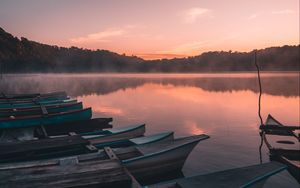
top-left (0, 134), bottom-right (209, 181)
top-left (261, 114), bottom-right (300, 183)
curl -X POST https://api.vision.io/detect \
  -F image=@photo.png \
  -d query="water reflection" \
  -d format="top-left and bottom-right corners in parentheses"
top-left (75, 83), bottom-right (298, 136)
top-left (0, 73), bottom-right (299, 187)
top-left (0, 73), bottom-right (298, 97)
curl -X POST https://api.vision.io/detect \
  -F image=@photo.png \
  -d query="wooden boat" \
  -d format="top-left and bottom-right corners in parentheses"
top-left (91, 131), bottom-right (173, 148)
top-left (0, 99), bottom-right (77, 109)
top-left (4, 123), bottom-right (145, 142)
top-left (0, 91), bottom-right (67, 100)
top-left (0, 94), bottom-right (69, 103)
top-left (37, 117), bottom-right (113, 136)
top-left (146, 162), bottom-right (287, 188)
top-left (123, 134), bottom-right (209, 180)
top-left (0, 159), bottom-right (134, 188)
top-left (0, 117), bottom-right (113, 141)
top-left (0, 129), bottom-right (172, 163)
top-left (261, 114), bottom-right (300, 183)
top-left (48, 123), bottom-right (146, 139)
top-left (0, 99), bottom-right (78, 111)
top-left (0, 134), bottom-right (209, 181)
top-left (0, 108), bottom-right (92, 129)
top-left (79, 124), bottom-right (146, 144)
top-left (0, 102), bottom-right (83, 118)
top-left (0, 92), bottom-right (69, 104)
top-left (0, 135), bottom-right (93, 163)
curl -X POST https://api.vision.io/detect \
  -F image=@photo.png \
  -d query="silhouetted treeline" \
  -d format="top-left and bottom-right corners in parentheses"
top-left (0, 27), bottom-right (299, 72)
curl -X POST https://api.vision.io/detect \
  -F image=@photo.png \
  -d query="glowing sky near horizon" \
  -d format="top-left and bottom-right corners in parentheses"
top-left (0, 0), bottom-right (299, 59)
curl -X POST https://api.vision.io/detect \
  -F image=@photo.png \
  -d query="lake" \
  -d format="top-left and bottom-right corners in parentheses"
top-left (1, 73), bottom-right (299, 187)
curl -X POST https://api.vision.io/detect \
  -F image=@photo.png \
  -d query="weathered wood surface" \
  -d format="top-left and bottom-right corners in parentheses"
top-left (0, 135), bottom-right (90, 162)
top-left (0, 135), bottom-right (88, 155)
top-left (0, 147), bottom-right (139, 170)
top-left (0, 159), bottom-right (132, 188)
top-left (104, 147), bottom-right (141, 188)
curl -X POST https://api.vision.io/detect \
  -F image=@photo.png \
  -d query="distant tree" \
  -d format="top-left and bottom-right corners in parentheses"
top-left (0, 27), bottom-right (299, 73)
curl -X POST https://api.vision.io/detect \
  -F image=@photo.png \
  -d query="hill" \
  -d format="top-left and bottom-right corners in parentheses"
top-left (0, 27), bottom-right (299, 72)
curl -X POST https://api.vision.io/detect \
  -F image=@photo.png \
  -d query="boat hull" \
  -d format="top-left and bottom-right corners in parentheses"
top-left (0, 108), bottom-right (92, 129)
top-left (0, 99), bottom-right (77, 109)
top-left (0, 102), bottom-right (83, 118)
top-left (147, 162), bottom-right (287, 188)
top-left (0, 131), bottom-right (173, 164)
top-left (0, 118), bottom-right (113, 142)
top-left (40, 118), bottom-right (113, 136)
top-left (0, 134), bottom-right (209, 184)
top-left (88, 125), bottom-right (146, 145)
top-left (0, 91), bottom-right (67, 100)
top-left (262, 114), bottom-right (300, 183)
top-left (123, 138), bottom-right (200, 180)
top-left (0, 95), bottom-right (69, 103)
top-left (93, 131), bottom-right (173, 148)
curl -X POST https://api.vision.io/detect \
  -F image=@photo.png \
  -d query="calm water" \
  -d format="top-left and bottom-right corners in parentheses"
top-left (1, 73), bottom-right (299, 187)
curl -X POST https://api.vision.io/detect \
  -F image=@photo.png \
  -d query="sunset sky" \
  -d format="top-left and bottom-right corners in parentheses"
top-left (0, 0), bottom-right (298, 59)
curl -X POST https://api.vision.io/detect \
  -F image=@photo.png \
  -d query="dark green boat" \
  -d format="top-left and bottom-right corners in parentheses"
top-left (0, 99), bottom-right (77, 109)
top-left (0, 94), bottom-right (69, 103)
top-left (0, 108), bottom-right (92, 129)
top-left (0, 102), bottom-right (83, 118)
top-left (0, 91), bottom-right (67, 100)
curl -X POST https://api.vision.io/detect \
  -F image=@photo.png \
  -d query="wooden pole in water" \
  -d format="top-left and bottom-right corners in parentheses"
top-left (254, 50), bottom-right (265, 164)
top-left (254, 50), bottom-right (263, 125)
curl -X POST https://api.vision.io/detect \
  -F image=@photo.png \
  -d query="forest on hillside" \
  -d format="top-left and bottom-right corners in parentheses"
top-left (0, 27), bottom-right (299, 73)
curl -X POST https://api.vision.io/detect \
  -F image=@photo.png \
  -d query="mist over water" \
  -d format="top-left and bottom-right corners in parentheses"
top-left (0, 73), bottom-right (299, 97)
top-left (1, 73), bottom-right (299, 187)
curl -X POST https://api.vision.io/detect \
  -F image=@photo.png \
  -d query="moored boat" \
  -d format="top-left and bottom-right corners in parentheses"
top-left (0, 135), bottom-right (92, 163)
top-left (0, 130), bottom-right (171, 163)
top-left (0, 117), bottom-right (113, 142)
top-left (80, 124), bottom-right (146, 144)
top-left (0, 102), bottom-right (83, 118)
top-left (0, 91), bottom-right (67, 100)
top-left (123, 134), bottom-right (209, 180)
top-left (0, 94), bottom-right (69, 103)
top-left (0, 134), bottom-right (209, 181)
top-left (146, 162), bottom-right (287, 188)
top-left (0, 108), bottom-right (92, 129)
top-left (92, 131), bottom-right (173, 148)
top-left (0, 159), bottom-right (133, 188)
top-left (0, 99), bottom-right (77, 109)
top-left (261, 114), bottom-right (300, 183)
top-left (37, 117), bottom-right (113, 136)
